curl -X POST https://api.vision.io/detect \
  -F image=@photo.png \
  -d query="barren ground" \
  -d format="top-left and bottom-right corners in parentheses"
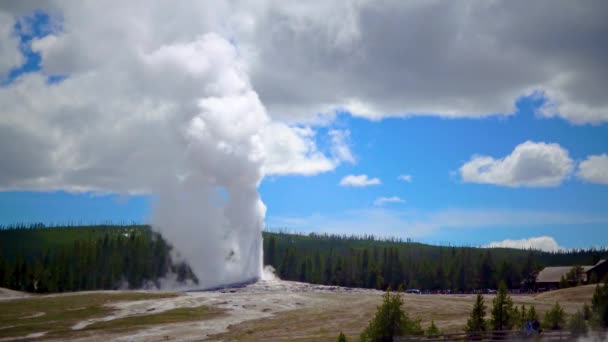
top-left (0, 283), bottom-right (597, 342)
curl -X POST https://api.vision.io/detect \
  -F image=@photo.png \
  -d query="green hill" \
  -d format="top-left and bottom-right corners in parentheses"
top-left (0, 224), bottom-right (605, 293)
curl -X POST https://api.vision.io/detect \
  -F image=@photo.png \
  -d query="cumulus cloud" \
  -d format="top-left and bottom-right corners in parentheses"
top-left (459, 141), bottom-right (573, 187)
top-left (398, 174), bottom-right (412, 182)
top-left (578, 154), bottom-right (608, 185)
top-left (2, 1), bottom-right (608, 126)
top-left (485, 236), bottom-right (563, 252)
top-left (245, 1), bottom-right (608, 124)
top-left (373, 196), bottom-right (405, 206)
top-left (0, 3), bottom-right (351, 193)
top-left (339, 174), bottom-right (381, 187)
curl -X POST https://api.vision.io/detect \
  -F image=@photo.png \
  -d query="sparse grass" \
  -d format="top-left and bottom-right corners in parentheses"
top-left (0, 292), bottom-right (180, 340)
top-left (85, 305), bottom-right (224, 332)
top-left (214, 286), bottom-right (598, 342)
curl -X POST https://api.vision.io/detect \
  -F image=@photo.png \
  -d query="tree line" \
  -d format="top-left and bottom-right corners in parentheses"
top-left (2, 225), bottom-right (607, 294)
top-left (0, 224), bottom-right (197, 293)
top-left (264, 232), bottom-right (608, 291)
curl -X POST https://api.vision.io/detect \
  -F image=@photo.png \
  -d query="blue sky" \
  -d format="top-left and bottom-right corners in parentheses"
top-left (1, 4), bottom-right (607, 251)
top-left (2, 97), bottom-right (607, 248)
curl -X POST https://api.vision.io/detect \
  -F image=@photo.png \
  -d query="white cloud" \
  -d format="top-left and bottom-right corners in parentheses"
top-left (374, 196), bottom-right (405, 206)
top-left (0, 4), bottom-right (351, 193)
top-left (339, 174), bottom-right (381, 187)
top-left (577, 154), bottom-right (608, 185)
top-left (398, 174), bottom-right (412, 182)
top-left (0, 11), bottom-right (23, 76)
top-left (262, 124), bottom-right (348, 176)
top-left (329, 129), bottom-right (355, 164)
top-left (245, 1), bottom-right (608, 124)
top-left (2, 1), bottom-right (608, 126)
top-left (459, 141), bottom-right (573, 187)
top-left (485, 236), bottom-right (563, 252)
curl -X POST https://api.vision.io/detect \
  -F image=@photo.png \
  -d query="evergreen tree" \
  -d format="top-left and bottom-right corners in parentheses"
top-left (360, 287), bottom-right (422, 342)
top-left (591, 282), bottom-right (608, 328)
top-left (544, 302), bottom-right (566, 330)
top-left (583, 303), bottom-right (592, 321)
top-left (490, 282), bottom-right (514, 331)
top-left (479, 251), bottom-right (494, 289)
top-left (425, 320), bottom-right (440, 336)
top-left (466, 293), bottom-right (487, 333)
top-left (336, 331), bottom-right (347, 342)
top-left (265, 235), bottom-right (276, 267)
top-left (526, 305), bottom-right (539, 322)
top-left (568, 310), bottom-right (588, 337)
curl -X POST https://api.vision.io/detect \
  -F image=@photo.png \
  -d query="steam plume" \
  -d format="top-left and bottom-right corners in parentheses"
top-left (151, 34), bottom-right (267, 289)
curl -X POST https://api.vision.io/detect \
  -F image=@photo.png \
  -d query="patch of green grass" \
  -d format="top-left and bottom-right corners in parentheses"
top-left (85, 305), bottom-right (224, 332)
top-left (0, 292), bottom-right (179, 340)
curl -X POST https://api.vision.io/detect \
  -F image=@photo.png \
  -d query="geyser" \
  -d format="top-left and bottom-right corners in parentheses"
top-left (152, 33), bottom-right (267, 289)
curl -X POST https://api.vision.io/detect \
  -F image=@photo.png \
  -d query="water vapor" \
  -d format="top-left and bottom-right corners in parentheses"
top-left (151, 34), bottom-right (267, 289)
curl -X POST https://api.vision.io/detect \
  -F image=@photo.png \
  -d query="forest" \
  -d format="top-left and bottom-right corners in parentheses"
top-left (264, 231), bottom-right (608, 291)
top-left (0, 224), bottom-right (197, 293)
top-left (1, 224), bottom-right (606, 293)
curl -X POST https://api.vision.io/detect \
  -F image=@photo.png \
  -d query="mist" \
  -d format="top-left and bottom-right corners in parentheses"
top-left (150, 34), bottom-right (268, 289)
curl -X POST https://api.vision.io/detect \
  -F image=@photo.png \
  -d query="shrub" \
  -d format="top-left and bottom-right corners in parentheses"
top-left (568, 310), bottom-right (588, 337)
top-left (544, 302), bottom-right (566, 330)
top-left (426, 320), bottom-right (440, 336)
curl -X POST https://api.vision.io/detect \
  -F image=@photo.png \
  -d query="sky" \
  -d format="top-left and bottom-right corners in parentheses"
top-left (1, 1), bottom-right (607, 252)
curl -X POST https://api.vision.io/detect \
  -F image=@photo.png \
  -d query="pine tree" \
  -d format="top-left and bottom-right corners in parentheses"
top-left (491, 282), bottom-right (514, 331)
top-left (591, 283), bottom-right (608, 328)
top-left (426, 320), bottom-right (441, 336)
top-left (544, 302), bottom-right (566, 330)
top-left (466, 293), bottom-right (487, 333)
top-left (265, 235), bottom-right (276, 267)
top-left (360, 287), bottom-right (422, 342)
top-left (336, 331), bottom-right (347, 342)
top-left (568, 310), bottom-right (588, 337)
top-left (526, 305), bottom-right (539, 322)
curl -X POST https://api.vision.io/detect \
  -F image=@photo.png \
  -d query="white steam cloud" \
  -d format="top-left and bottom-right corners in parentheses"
top-left (0, 5), bottom-right (352, 290)
top-left (150, 34), bottom-right (267, 288)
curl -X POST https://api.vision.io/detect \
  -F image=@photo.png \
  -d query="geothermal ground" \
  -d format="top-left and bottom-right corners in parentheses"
top-left (0, 282), bottom-right (596, 342)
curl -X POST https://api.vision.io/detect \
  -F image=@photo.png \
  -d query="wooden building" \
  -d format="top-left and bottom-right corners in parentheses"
top-left (535, 259), bottom-right (607, 289)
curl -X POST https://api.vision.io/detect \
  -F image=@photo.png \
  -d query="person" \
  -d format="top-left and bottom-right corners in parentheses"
top-left (525, 321), bottom-right (533, 336)
top-left (532, 319), bottom-right (542, 335)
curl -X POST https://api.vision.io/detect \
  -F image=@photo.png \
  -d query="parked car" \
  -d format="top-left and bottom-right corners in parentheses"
top-left (405, 288), bottom-right (421, 294)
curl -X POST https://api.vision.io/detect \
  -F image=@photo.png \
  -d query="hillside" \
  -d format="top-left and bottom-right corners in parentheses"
top-left (1, 225), bottom-right (606, 293)
top-left (264, 231), bottom-right (608, 291)
top-left (535, 284), bottom-right (599, 303)
top-left (0, 224), bottom-right (197, 293)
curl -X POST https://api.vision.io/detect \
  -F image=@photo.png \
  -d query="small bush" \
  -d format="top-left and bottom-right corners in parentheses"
top-left (426, 320), bottom-right (440, 336)
top-left (568, 310), bottom-right (588, 337)
top-left (544, 302), bottom-right (566, 330)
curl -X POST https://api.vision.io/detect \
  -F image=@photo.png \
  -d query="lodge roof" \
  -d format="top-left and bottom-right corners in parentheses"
top-left (536, 259), bottom-right (606, 284)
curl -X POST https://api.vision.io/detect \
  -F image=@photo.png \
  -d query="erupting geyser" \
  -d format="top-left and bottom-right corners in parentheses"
top-left (152, 33), bottom-right (268, 289)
